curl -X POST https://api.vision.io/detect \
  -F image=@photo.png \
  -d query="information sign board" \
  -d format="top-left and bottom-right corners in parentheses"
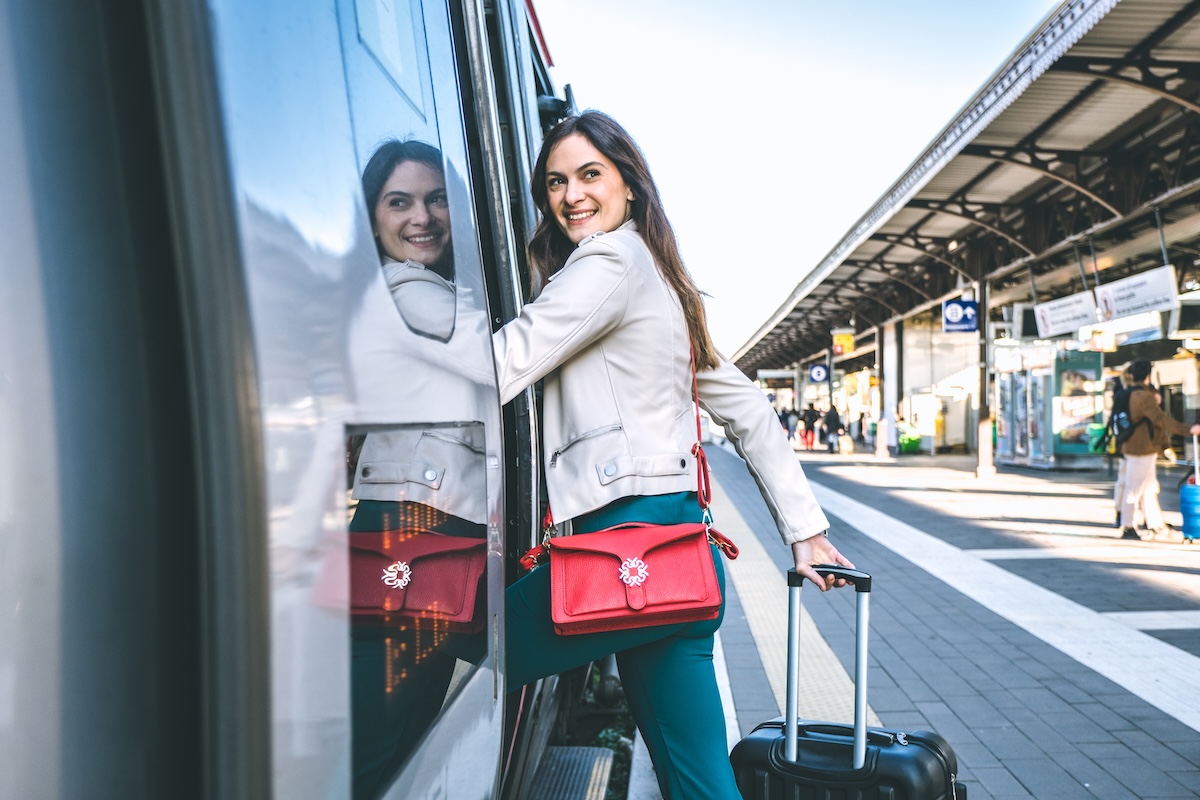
top-left (1033, 290), bottom-right (1097, 338)
top-left (1094, 265), bottom-right (1178, 323)
top-left (942, 299), bottom-right (978, 332)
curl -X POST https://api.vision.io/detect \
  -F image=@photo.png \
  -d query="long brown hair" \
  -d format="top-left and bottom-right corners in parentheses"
top-left (528, 112), bottom-right (719, 370)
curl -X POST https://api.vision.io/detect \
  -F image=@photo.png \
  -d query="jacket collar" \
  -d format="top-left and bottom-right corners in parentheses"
top-left (549, 220), bottom-right (639, 283)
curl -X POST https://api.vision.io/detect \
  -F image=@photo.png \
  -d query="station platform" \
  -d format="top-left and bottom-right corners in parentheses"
top-left (628, 442), bottom-right (1200, 799)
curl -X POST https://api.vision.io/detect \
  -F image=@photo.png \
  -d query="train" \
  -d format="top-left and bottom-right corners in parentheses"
top-left (0, 0), bottom-right (607, 797)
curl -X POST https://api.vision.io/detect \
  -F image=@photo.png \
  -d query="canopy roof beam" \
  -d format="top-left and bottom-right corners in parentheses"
top-left (841, 260), bottom-right (937, 301)
top-left (959, 145), bottom-right (1122, 217)
top-left (904, 198), bottom-right (1035, 256)
top-left (868, 233), bottom-right (973, 281)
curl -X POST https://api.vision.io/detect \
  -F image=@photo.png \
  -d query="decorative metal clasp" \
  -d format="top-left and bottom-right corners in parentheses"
top-left (618, 557), bottom-right (648, 587)
top-left (382, 560), bottom-right (412, 589)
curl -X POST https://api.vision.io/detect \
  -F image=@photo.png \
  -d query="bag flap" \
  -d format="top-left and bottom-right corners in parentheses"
top-left (349, 530), bottom-right (484, 560)
top-left (549, 522), bottom-right (706, 561)
top-left (348, 531), bottom-right (485, 614)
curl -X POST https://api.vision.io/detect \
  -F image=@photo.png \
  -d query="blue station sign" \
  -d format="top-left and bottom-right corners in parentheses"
top-left (942, 299), bottom-right (978, 333)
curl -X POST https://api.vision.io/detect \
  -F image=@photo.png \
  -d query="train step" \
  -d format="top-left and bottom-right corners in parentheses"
top-left (527, 746), bottom-right (613, 800)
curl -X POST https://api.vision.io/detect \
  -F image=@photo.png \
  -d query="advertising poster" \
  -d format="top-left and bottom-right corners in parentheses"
top-left (1053, 351), bottom-right (1104, 454)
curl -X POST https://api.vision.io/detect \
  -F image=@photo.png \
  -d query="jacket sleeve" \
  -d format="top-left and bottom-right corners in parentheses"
top-left (1132, 388), bottom-right (1193, 437)
top-left (697, 357), bottom-right (830, 545)
top-left (493, 237), bottom-right (630, 404)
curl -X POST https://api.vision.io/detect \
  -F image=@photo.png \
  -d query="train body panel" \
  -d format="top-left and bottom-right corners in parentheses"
top-left (0, 0), bottom-right (565, 797)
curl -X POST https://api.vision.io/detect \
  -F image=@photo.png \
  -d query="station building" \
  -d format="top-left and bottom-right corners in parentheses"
top-left (734, 0), bottom-right (1200, 472)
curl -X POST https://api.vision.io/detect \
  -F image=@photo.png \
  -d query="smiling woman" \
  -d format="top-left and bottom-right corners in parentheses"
top-left (544, 134), bottom-right (634, 244)
top-left (493, 111), bottom-right (850, 800)
top-left (363, 139), bottom-right (454, 281)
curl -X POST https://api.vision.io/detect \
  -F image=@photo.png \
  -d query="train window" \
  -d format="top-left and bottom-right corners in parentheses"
top-left (336, 0), bottom-right (505, 796)
top-left (354, 0), bottom-right (431, 116)
top-left (205, 0), bottom-right (507, 793)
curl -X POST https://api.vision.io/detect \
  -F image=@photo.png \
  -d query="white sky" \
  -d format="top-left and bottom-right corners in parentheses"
top-left (531, 0), bottom-right (1066, 354)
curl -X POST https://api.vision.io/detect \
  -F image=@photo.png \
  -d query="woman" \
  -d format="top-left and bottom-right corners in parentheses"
top-left (495, 112), bottom-right (851, 799)
top-left (347, 139), bottom-right (490, 799)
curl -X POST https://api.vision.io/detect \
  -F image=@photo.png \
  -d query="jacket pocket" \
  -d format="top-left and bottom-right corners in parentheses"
top-left (595, 452), bottom-right (692, 486)
top-left (550, 424), bottom-right (623, 467)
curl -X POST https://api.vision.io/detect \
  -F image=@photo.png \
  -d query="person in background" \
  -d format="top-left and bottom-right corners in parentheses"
top-left (802, 403), bottom-right (820, 450)
top-left (1118, 358), bottom-right (1200, 540)
top-left (824, 405), bottom-right (843, 454)
top-left (1106, 372), bottom-right (1127, 529)
top-left (493, 111), bottom-right (853, 799)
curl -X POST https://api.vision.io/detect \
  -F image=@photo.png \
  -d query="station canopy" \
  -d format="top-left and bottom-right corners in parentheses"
top-left (733, 0), bottom-right (1200, 376)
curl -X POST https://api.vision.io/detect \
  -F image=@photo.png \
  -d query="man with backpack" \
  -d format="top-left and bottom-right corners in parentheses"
top-left (1117, 359), bottom-right (1200, 540)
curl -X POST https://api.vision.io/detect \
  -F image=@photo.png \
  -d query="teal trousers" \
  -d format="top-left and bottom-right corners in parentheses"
top-left (506, 492), bottom-right (741, 799)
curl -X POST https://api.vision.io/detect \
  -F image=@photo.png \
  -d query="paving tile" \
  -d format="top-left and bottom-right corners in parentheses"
top-left (969, 765), bottom-right (1033, 797)
top-left (1004, 757), bottom-right (1095, 798)
top-left (1034, 710), bottom-right (1120, 744)
top-left (1098, 754), bottom-right (1197, 796)
top-left (974, 726), bottom-right (1045, 760)
top-left (1048, 750), bottom-right (1140, 799)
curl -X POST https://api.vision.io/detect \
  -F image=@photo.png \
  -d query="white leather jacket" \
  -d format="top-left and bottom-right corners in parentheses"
top-left (350, 260), bottom-right (494, 525)
top-left (494, 222), bottom-right (829, 544)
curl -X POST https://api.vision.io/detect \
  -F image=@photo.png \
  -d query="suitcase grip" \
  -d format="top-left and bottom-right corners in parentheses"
top-left (785, 567), bottom-right (872, 769)
top-left (788, 565), bottom-right (872, 591)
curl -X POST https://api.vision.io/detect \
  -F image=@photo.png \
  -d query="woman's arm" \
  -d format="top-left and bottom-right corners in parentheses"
top-left (696, 357), bottom-right (831, 544)
top-left (493, 238), bottom-right (630, 404)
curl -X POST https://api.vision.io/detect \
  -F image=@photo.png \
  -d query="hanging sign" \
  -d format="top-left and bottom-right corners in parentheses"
top-left (1094, 265), bottom-right (1178, 323)
top-left (942, 299), bottom-right (978, 332)
top-left (808, 364), bottom-right (829, 382)
top-left (1033, 290), bottom-right (1097, 338)
top-left (831, 328), bottom-right (855, 355)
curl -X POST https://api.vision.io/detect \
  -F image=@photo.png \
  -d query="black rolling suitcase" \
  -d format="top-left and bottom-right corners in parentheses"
top-left (730, 566), bottom-right (966, 799)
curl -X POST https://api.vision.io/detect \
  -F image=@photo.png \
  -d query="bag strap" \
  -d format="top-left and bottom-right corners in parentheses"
top-left (689, 343), bottom-right (711, 512)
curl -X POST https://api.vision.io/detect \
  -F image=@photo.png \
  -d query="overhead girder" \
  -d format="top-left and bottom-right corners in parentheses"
top-left (806, 292), bottom-right (877, 324)
top-left (904, 198), bottom-right (1035, 256)
top-left (1049, 56), bottom-right (1200, 117)
top-left (867, 233), bottom-right (973, 281)
top-left (829, 282), bottom-right (905, 317)
top-left (747, 330), bottom-right (827, 368)
top-left (959, 144), bottom-right (1122, 217)
top-left (841, 260), bottom-right (936, 301)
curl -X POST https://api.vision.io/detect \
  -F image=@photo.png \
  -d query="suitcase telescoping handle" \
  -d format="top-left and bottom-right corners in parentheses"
top-left (786, 566), bottom-right (873, 769)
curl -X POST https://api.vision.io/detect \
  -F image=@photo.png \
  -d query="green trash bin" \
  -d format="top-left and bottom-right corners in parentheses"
top-left (1086, 422), bottom-right (1107, 453)
top-left (899, 433), bottom-right (921, 454)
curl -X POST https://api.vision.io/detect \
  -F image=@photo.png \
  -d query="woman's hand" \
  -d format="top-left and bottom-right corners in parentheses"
top-left (790, 533), bottom-right (855, 592)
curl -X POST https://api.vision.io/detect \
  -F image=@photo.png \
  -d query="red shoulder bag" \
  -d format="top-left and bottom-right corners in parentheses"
top-left (519, 350), bottom-right (739, 635)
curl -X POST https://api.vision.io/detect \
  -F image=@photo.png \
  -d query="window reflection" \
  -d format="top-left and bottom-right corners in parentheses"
top-left (344, 141), bottom-right (488, 799)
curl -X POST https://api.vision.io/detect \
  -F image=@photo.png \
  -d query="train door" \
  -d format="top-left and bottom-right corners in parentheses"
top-left (203, 0), bottom-right (507, 798)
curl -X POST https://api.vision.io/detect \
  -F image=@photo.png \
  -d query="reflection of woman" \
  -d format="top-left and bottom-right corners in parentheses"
top-left (495, 113), bottom-right (853, 799)
top-left (348, 140), bottom-right (485, 799)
